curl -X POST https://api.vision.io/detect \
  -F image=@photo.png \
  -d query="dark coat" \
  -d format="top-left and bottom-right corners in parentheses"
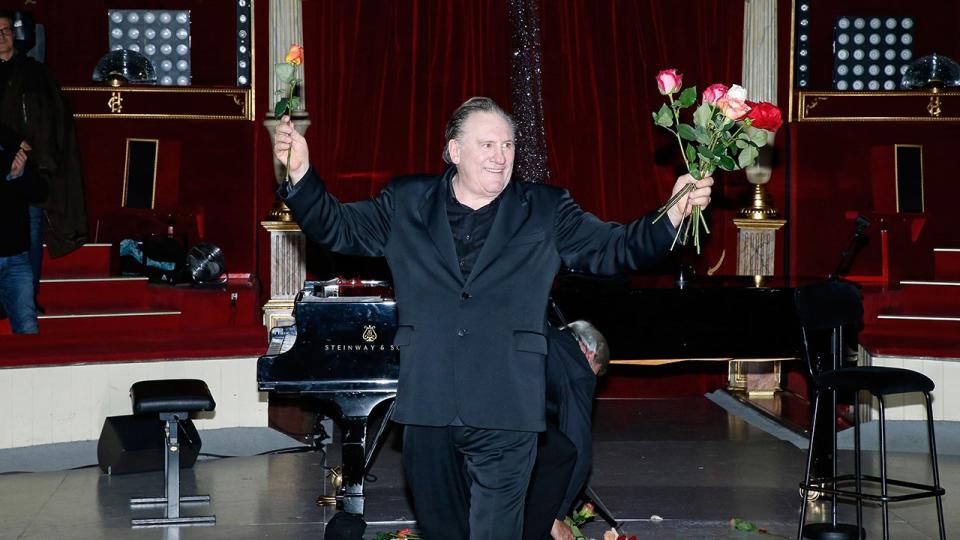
top-left (283, 167), bottom-right (674, 431)
top-left (0, 54), bottom-right (87, 257)
top-left (545, 325), bottom-right (597, 518)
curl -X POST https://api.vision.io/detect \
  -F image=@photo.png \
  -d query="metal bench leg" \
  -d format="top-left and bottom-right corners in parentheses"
top-left (130, 414), bottom-right (215, 527)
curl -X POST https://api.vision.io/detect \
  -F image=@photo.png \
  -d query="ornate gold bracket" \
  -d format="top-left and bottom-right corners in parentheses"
top-left (804, 96), bottom-right (828, 116)
top-left (927, 91), bottom-right (942, 117)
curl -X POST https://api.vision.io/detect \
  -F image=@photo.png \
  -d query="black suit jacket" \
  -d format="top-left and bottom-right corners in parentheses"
top-left (283, 166), bottom-right (674, 431)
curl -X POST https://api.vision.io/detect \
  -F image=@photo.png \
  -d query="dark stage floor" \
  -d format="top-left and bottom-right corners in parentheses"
top-left (1, 397), bottom-right (955, 539)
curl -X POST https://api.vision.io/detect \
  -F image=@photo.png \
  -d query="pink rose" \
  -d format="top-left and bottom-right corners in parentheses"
top-left (716, 96), bottom-right (751, 120)
top-left (656, 69), bottom-right (683, 95)
top-left (702, 83), bottom-right (729, 104)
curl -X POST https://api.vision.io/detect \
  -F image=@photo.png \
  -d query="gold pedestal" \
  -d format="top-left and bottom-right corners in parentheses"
top-left (261, 220), bottom-right (306, 331)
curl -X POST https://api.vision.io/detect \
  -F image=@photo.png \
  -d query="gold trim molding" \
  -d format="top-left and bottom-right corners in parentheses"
top-left (62, 86), bottom-right (254, 121)
top-left (797, 91), bottom-right (960, 122)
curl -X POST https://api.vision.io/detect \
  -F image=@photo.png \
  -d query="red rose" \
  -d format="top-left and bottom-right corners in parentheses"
top-left (656, 69), bottom-right (683, 95)
top-left (745, 101), bottom-right (782, 131)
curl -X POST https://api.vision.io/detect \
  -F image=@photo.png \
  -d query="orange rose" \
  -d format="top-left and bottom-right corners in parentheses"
top-left (284, 44), bottom-right (304, 65)
top-left (716, 96), bottom-right (750, 121)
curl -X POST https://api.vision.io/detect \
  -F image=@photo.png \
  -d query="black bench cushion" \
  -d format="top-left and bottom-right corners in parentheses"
top-left (130, 379), bottom-right (216, 415)
top-left (817, 366), bottom-right (935, 396)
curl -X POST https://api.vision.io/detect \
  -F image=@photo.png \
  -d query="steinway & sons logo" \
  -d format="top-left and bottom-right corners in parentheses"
top-left (324, 325), bottom-right (398, 352)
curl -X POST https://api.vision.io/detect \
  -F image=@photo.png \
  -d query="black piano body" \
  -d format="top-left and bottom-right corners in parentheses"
top-left (258, 279), bottom-right (399, 515)
top-left (552, 271), bottom-right (842, 478)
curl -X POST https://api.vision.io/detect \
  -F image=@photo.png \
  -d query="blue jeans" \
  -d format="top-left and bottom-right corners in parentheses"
top-left (0, 252), bottom-right (39, 334)
top-left (28, 205), bottom-right (43, 292)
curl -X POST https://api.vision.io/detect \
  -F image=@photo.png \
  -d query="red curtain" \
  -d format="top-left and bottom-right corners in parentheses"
top-left (300, 0), bottom-right (513, 200)
top-left (539, 0), bottom-right (745, 268)
top-left (297, 1), bottom-right (744, 268)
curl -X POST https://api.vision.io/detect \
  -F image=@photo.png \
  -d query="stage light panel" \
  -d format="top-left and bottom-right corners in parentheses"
top-left (108, 10), bottom-right (191, 86)
top-left (833, 16), bottom-right (913, 91)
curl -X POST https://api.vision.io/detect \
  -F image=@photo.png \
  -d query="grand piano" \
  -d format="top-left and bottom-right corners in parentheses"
top-left (259, 271), bottom-right (833, 516)
top-left (258, 278), bottom-right (399, 515)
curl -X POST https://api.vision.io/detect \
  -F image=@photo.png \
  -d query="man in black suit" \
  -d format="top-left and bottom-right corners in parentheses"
top-left (273, 97), bottom-right (712, 540)
top-left (524, 320), bottom-right (608, 540)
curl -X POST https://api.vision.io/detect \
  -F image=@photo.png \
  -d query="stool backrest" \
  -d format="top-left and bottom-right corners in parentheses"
top-left (794, 281), bottom-right (863, 378)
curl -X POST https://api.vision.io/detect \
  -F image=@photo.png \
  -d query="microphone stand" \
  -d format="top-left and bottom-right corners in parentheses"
top-left (829, 215), bottom-right (871, 282)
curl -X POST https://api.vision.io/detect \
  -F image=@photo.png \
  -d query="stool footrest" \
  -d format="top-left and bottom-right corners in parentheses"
top-left (131, 495), bottom-right (211, 506)
top-left (801, 475), bottom-right (945, 503)
top-left (131, 515), bottom-right (216, 528)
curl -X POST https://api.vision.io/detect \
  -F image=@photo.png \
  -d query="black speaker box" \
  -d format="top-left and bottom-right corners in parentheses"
top-left (97, 414), bottom-right (201, 475)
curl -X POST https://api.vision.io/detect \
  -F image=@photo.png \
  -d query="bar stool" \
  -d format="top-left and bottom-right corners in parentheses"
top-left (129, 379), bottom-right (217, 528)
top-left (795, 282), bottom-right (946, 540)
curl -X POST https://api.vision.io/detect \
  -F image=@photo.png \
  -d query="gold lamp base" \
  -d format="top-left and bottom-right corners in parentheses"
top-left (267, 198), bottom-right (296, 222)
top-left (738, 183), bottom-right (780, 220)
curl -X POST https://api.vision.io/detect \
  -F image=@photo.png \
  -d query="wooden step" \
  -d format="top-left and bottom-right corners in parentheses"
top-left (934, 248), bottom-right (960, 280)
top-left (896, 280), bottom-right (960, 313)
top-left (0, 309), bottom-right (182, 336)
top-left (37, 276), bottom-right (153, 312)
top-left (42, 243), bottom-right (113, 278)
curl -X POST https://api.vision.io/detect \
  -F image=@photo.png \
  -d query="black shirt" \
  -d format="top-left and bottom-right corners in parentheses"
top-left (445, 170), bottom-right (502, 279)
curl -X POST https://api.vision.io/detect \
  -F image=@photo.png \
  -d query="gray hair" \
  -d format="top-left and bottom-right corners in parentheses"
top-left (441, 96), bottom-right (515, 164)
top-left (565, 320), bottom-right (610, 376)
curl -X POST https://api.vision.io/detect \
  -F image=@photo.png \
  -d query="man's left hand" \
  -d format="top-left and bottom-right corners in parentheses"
top-left (551, 519), bottom-right (575, 540)
top-left (666, 174), bottom-right (713, 228)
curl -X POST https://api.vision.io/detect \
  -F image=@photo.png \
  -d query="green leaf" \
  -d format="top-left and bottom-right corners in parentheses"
top-left (274, 98), bottom-right (290, 118)
top-left (694, 126), bottom-right (712, 145)
top-left (288, 97), bottom-right (301, 111)
top-left (697, 145), bottom-right (715, 161)
top-left (738, 145), bottom-right (759, 168)
top-left (655, 104), bottom-right (673, 127)
top-left (690, 168), bottom-right (703, 180)
top-left (719, 155), bottom-right (737, 170)
top-left (745, 125), bottom-right (768, 147)
top-left (678, 124), bottom-right (698, 141)
top-left (693, 103), bottom-right (713, 128)
top-left (275, 62), bottom-right (295, 82)
top-left (678, 86), bottom-right (697, 108)
top-left (685, 143), bottom-right (697, 164)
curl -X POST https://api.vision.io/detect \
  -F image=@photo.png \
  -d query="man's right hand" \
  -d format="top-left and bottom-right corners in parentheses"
top-left (10, 148), bottom-right (27, 178)
top-left (551, 519), bottom-right (575, 540)
top-left (273, 115), bottom-right (310, 184)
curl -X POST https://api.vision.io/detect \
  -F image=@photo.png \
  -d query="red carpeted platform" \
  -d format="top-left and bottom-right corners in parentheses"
top-left (0, 244), bottom-right (267, 366)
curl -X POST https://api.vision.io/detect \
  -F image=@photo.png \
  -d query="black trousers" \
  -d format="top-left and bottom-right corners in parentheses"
top-left (523, 423), bottom-right (578, 540)
top-left (402, 425), bottom-right (538, 540)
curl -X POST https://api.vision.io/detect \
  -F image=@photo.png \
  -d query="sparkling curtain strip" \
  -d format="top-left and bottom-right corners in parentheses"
top-left (508, 0), bottom-right (549, 183)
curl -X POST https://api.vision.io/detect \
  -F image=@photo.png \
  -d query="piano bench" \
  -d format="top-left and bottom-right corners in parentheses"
top-left (128, 379), bottom-right (217, 528)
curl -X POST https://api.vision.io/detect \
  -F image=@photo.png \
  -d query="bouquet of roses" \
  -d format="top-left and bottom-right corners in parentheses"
top-left (651, 69), bottom-right (782, 253)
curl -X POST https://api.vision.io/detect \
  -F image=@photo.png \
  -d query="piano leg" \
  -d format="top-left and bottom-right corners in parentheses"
top-left (339, 416), bottom-right (368, 515)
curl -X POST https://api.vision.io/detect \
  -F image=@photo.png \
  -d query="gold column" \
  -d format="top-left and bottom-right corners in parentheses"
top-left (261, 221), bottom-right (306, 331)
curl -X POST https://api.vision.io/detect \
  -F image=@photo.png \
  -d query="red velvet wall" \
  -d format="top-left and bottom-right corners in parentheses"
top-left (785, 0), bottom-right (960, 279)
top-left (19, 0), bottom-right (268, 274)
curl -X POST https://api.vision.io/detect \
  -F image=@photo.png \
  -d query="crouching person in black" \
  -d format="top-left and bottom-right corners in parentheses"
top-left (524, 320), bottom-right (610, 540)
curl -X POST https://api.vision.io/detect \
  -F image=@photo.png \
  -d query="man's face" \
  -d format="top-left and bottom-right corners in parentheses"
top-left (448, 111), bottom-right (515, 203)
top-left (578, 341), bottom-right (600, 375)
top-left (0, 18), bottom-right (14, 61)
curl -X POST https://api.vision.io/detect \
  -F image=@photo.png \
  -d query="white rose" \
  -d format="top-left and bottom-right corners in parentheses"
top-left (726, 84), bottom-right (747, 101)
